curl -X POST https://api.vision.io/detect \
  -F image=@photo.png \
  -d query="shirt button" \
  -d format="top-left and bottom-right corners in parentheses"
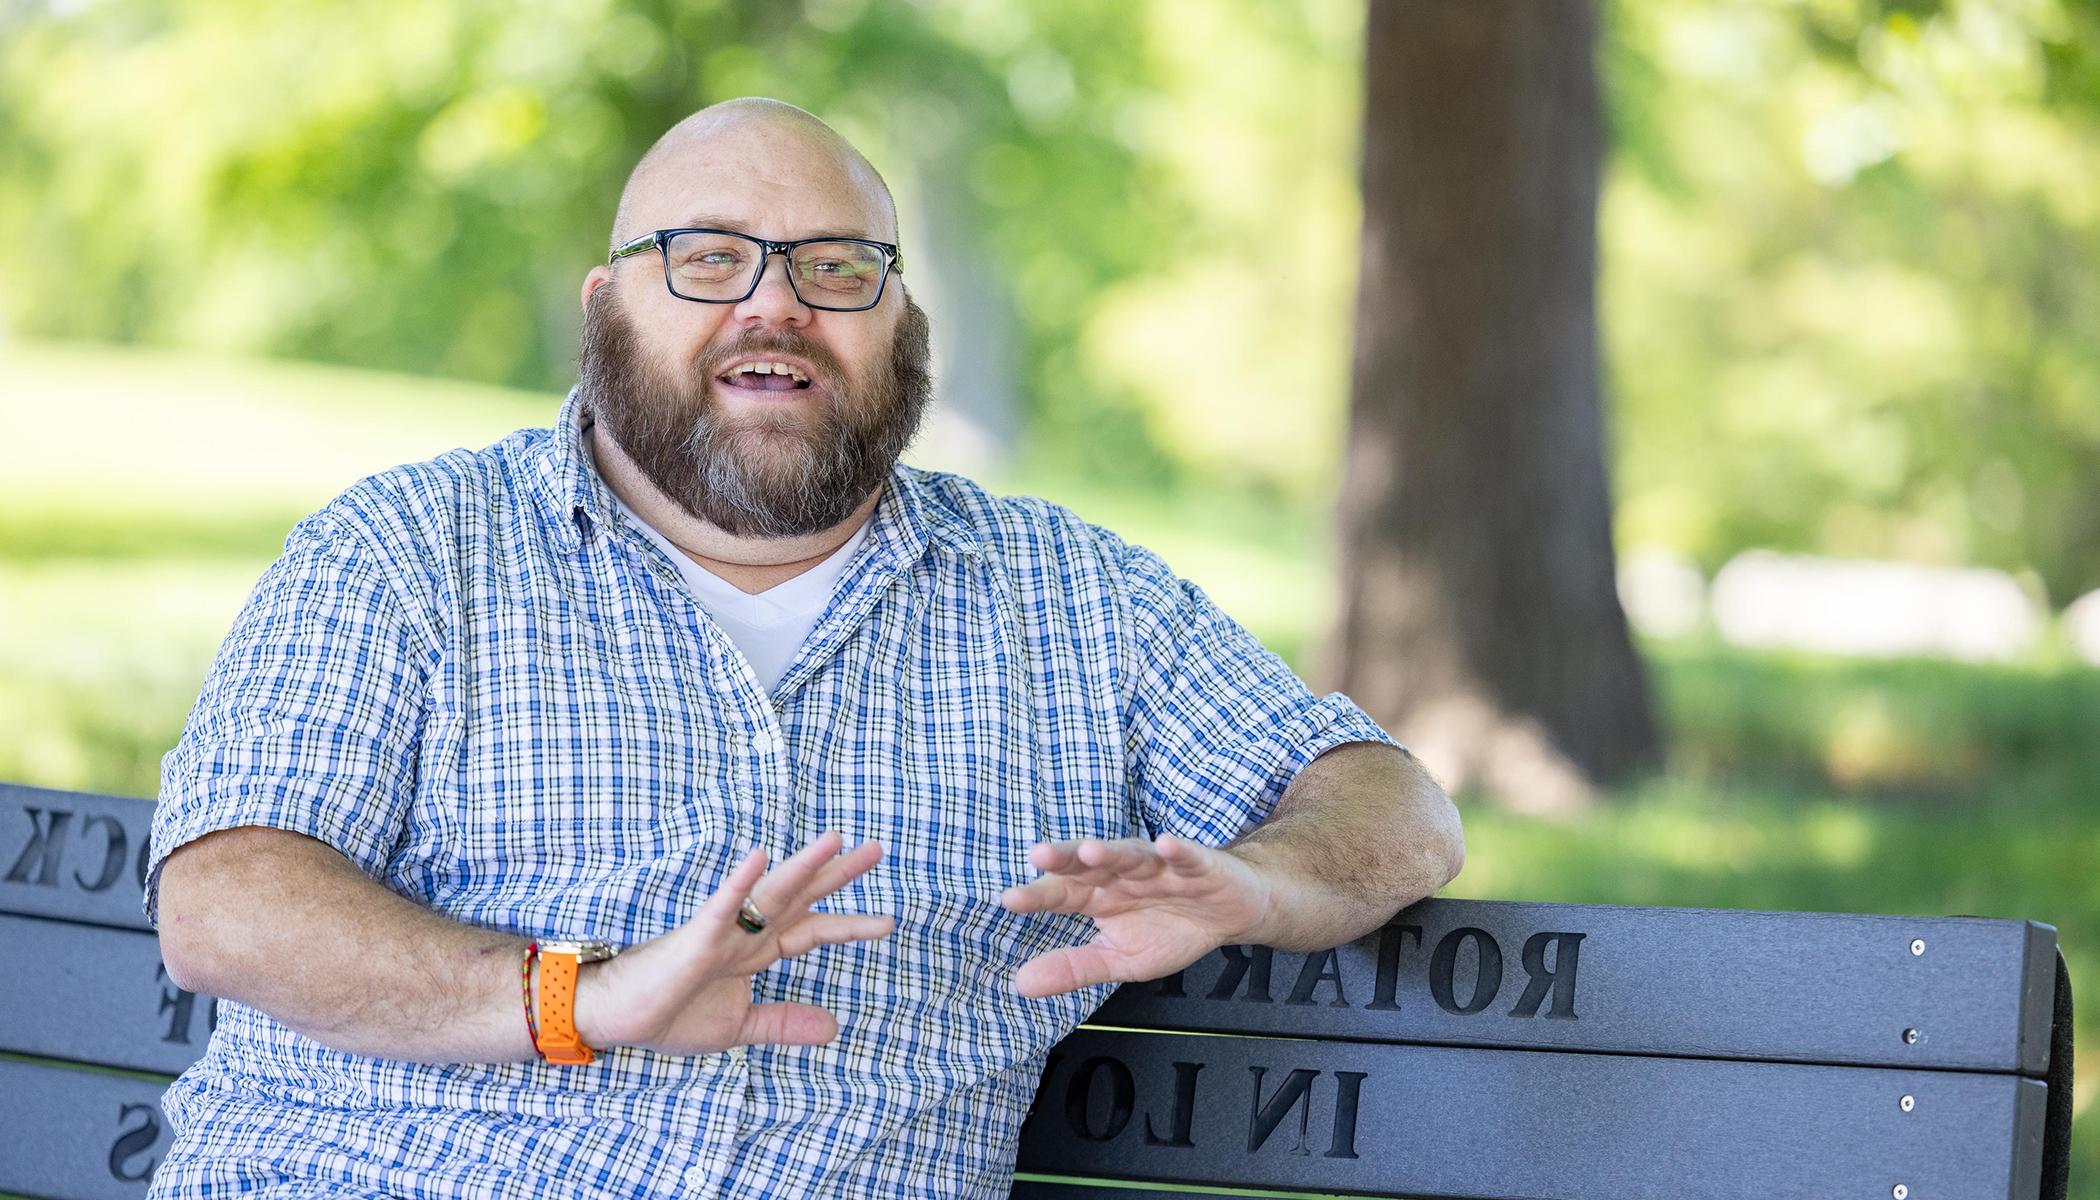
top-left (682, 1165), bottom-right (710, 1188)
top-left (750, 729), bottom-right (780, 754)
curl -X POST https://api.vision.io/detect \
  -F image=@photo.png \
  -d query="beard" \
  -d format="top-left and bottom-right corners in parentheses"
top-left (576, 283), bottom-right (933, 539)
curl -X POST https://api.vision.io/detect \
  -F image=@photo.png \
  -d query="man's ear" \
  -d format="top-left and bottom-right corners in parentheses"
top-left (581, 266), bottom-right (613, 311)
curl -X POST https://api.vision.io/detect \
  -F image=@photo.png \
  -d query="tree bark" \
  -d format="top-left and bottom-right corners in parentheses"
top-left (907, 155), bottom-right (1021, 473)
top-left (1325, 0), bottom-right (1658, 811)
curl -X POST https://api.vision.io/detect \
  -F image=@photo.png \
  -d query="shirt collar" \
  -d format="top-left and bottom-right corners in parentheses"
top-left (532, 387), bottom-right (981, 563)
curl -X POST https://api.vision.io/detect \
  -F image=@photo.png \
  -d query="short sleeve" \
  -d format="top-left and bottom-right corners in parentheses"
top-left (1108, 533), bottom-right (1401, 846)
top-left (145, 509), bottom-right (429, 927)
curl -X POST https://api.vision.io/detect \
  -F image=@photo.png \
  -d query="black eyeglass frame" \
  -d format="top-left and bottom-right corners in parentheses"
top-left (608, 227), bottom-right (903, 312)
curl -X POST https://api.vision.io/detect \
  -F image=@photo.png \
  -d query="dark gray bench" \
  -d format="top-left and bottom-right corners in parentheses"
top-left (1, 780), bottom-right (2074, 1200)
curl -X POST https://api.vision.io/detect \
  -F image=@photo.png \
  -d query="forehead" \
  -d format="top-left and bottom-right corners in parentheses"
top-left (627, 124), bottom-right (894, 243)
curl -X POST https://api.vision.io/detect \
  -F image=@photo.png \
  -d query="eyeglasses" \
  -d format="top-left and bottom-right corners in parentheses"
top-left (608, 227), bottom-right (902, 312)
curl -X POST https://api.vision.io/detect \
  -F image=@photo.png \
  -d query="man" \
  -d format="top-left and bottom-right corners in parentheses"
top-left (147, 98), bottom-right (1464, 1199)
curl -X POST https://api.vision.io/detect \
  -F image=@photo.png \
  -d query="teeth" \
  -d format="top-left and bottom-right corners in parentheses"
top-left (729, 360), bottom-right (810, 384)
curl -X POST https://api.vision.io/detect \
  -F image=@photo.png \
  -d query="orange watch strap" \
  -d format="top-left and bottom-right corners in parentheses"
top-left (533, 948), bottom-right (594, 1065)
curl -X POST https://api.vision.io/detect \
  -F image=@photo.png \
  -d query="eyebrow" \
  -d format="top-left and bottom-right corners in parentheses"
top-left (670, 213), bottom-right (886, 242)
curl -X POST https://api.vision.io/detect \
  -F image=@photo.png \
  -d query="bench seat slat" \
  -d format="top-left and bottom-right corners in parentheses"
top-left (1016, 1027), bottom-right (2049, 1200)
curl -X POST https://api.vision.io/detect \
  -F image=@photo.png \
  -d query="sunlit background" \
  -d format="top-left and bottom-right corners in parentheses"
top-left (2, 0), bottom-right (2096, 1181)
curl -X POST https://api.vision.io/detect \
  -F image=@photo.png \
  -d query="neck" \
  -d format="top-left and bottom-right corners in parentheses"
top-left (584, 418), bottom-right (880, 595)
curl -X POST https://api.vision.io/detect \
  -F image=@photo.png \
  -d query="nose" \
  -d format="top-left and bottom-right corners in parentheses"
top-left (733, 251), bottom-right (813, 327)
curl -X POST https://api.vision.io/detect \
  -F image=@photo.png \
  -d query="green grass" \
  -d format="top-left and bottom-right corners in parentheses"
top-left (4, 339), bottom-right (2095, 1193)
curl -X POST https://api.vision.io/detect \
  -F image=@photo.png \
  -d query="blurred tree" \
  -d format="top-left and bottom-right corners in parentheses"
top-left (1601, 0), bottom-right (2100, 603)
top-left (1326, 0), bottom-right (1658, 809)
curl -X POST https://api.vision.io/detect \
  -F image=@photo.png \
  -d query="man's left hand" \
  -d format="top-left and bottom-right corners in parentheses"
top-left (999, 835), bottom-right (1271, 999)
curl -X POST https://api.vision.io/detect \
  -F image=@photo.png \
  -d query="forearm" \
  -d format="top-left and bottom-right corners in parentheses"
top-left (155, 825), bottom-right (537, 1064)
top-left (1224, 742), bottom-right (1464, 951)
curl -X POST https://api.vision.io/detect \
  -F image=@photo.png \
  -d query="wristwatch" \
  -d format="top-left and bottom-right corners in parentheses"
top-left (533, 939), bottom-right (620, 1065)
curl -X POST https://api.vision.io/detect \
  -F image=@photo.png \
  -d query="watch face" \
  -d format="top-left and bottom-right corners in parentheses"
top-left (541, 940), bottom-right (619, 962)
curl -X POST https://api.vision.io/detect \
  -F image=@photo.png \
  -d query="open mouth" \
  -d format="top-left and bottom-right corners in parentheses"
top-left (716, 359), bottom-right (814, 393)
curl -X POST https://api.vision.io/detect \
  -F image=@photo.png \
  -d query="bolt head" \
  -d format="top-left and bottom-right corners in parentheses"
top-left (1894, 1186), bottom-right (1909, 1200)
top-left (1900, 1094), bottom-right (1915, 1112)
top-left (1910, 938), bottom-right (1926, 956)
top-left (1903, 1027), bottom-right (1921, 1045)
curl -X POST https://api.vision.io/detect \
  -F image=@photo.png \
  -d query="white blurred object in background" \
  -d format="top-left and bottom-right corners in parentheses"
top-left (1710, 550), bottom-right (2040, 662)
top-left (1617, 547), bottom-right (1707, 638)
top-left (2062, 589), bottom-right (2100, 666)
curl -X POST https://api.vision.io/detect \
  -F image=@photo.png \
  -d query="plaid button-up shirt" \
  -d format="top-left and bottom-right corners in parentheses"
top-left (144, 389), bottom-right (1398, 1199)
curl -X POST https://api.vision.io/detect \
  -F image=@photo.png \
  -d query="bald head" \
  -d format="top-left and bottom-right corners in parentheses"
top-left (609, 98), bottom-right (897, 257)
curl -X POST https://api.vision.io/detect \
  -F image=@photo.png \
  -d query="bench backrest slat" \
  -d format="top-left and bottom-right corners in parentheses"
top-left (0, 1059), bottom-right (177, 1200)
top-left (1090, 900), bottom-right (2058, 1075)
top-left (0, 914), bottom-right (216, 1075)
top-left (1, 782), bottom-right (156, 932)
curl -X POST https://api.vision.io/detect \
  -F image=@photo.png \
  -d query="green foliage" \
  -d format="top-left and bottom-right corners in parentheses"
top-left (0, 0), bottom-right (1195, 485)
top-left (1602, 0), bottom-right (2100, 601)
top-left (9, 1), bottom-right (2100, 591)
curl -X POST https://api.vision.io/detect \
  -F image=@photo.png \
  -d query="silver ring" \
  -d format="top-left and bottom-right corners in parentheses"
top-left (735, 897), bottom-right (769, 934)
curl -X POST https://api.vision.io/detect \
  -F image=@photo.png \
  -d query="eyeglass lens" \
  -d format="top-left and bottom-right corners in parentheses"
top-left (663, 232), bottom-right (887, 308)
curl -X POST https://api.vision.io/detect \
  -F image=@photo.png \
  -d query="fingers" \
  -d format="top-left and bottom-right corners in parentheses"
top-left (665, 834), bottom-right (889, 962)
top-left (781, 837), bottom-right (885, 915)
top-left (776, 912), bottom-right (896, 959)
top-left (1012, 942), bottom-right (1120, 1000)
top-left (1029, 837), bottom-right (1162, 879)
top-left (1026, 839), bottom-right (1111, 874)
top-left (697, 845), bottom-right (771, 934)
top-left (1153, 833), bottom-right (1214, 877)
top-left (998, 873), bottom-right (1091, 915)
top-left (744, 830), bottom-right (846, 917)
top-left (1016, 836), bottom-right (1214, 896)
top-left (737, 1002), bottom-right (841, 1047)
top-left (1001, 836), bottom-right (1235, 923)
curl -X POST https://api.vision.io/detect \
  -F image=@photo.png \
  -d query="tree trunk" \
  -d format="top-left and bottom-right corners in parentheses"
top-left (906, 155), bottom-right (1021, 473)
top-left (1325, 0), bottom-right (1658, 812)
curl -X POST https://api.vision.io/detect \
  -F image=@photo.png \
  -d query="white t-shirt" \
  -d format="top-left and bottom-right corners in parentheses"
top-left (598, 462), bottom-right (872, 695)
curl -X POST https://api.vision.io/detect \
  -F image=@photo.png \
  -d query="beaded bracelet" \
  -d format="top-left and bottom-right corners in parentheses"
top-left (520, 940), bottom-right (543, 1058)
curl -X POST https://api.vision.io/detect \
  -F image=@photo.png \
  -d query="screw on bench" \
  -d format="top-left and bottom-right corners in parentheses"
top-left (1903, 1027), bottom-right (1921, 1044)
top-left (1911, 938), bottom-right (1925, 955)
top-left (1893, 1186), bottom-right (1909, 1200)
top-left (1900, 1094), bottom-right (1915, 1112)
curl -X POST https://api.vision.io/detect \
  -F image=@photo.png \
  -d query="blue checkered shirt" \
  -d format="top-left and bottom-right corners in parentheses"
top-left (144, 389), bottom-right (1399, 1199)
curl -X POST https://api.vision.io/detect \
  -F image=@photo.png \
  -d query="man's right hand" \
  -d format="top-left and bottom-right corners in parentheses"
top-left (571, 831), bottom-right (892, 1055)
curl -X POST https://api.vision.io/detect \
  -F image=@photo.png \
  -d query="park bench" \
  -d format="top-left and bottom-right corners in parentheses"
top-left (0, 779), bottom-right (2074, 1200)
